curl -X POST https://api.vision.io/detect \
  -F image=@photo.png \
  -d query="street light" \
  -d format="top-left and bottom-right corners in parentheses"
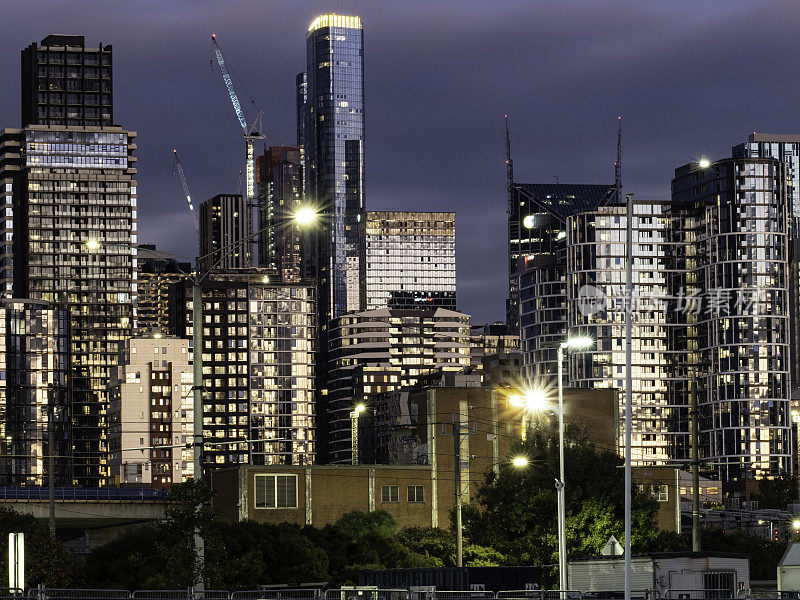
top-left (350, 403), bottom-right (366, 465)
top-left (85, 239), bottom-right (101, 251)
top-left (182, 209), bottom-right (319, 591)
top-left (511, 455), bottom-right (529, 468)
top-left (293, 206), bottom-right (318, 227)
top-left (510, 388), bottom-right (548, 440)
top-left (556, 334), bottom-right (594, 592)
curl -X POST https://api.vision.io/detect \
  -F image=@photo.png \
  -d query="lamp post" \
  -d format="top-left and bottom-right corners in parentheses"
top-left (556, 335), bottom-right (594, 592)
top-left (350, 403), bottom-right (366, 465)
top-left (186, 206), bottom-right (318, 590)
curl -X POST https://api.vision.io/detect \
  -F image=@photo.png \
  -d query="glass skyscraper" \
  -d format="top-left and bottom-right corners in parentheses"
top-left (360, 211), bottom-right (456, 311)
top-left (566, 200), bottom-right (686, 464)
top-left (733, 133), bottom-right (800, 395)
top-left (672, 158), bottom-right (791, 482)
top-left (299, 14), bottom-right (365, 322)
top-left (0, 125), bottom-right (138, 485)
top-left (509, 182), bottom-right (615, 373)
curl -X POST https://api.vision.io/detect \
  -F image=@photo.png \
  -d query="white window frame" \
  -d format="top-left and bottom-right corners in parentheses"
top-left (254, 474), bottom-right (298, 509)
top-left (381, 485), bottom-right (399, 503)
top-left (407, 485), bottom-right (425, 503)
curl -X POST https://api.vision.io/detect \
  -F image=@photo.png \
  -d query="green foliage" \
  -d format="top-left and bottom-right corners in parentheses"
top-left (0, 507), bottom-right (81, 587)
top-left (462, 422), bottom-right (661, 580)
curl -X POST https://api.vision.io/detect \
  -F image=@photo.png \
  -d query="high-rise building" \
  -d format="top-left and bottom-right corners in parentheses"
top-left (508, 182), bottom-right (615, 370)
top-left (0, 299), bottom-right (71, 486)
top-left (507, 183), bottom-right (614, 332)
top-left (469, 322), bottom-right (519, 367)
top-left (108, 334), bottom-right (194, 487)
top-left (137, 244), bottom-right (190, 335)
top-left (256, 146), bottom-right (312, 281)
top-left (733, 133), bottom-right (800, 395)
top-left (0, 124), bottom-right (138, 485)
top-left (21, 35), bottom-right (113, 128)
top-left (169, 271), bottom-right (316, 472)
top-left (672, 157), bottom-right (791, 481)
top-left (566, 200), bottom-right (686, 465)
top-left (326, 307), bottom-right (471, 463)
top-left (199, 194), bottom-right (252, 271)
top-left (360, 211), bottom-right (456, 311)
top-left (299, 13), bottom-right (365, 322)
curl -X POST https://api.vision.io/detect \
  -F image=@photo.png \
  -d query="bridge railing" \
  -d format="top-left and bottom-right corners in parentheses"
top-left (0, 487), bottom-right (170, 502)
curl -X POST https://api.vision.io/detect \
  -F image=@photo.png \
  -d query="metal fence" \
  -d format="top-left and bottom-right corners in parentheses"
top-left (11, 588), bottom-right (774, 600)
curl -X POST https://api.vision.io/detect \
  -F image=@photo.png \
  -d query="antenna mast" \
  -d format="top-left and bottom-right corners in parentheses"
top-left (505, 115), bottom-right (514, 215)
top-left (615, 116), bottom-right (623, 204)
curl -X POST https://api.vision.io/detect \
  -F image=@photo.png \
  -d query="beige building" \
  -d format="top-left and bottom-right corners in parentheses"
top-left (107, 335), bottom-right (193, 487)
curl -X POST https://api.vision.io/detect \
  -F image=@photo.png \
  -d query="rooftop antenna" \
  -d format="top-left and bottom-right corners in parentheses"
top-left (615, 116), bottom-right (622, 204)
top-left (505, 114), bottom-right (514, 215)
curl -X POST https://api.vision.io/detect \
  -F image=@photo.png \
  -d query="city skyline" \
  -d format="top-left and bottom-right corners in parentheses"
top-left (0, 1), bottom-right (797, 325)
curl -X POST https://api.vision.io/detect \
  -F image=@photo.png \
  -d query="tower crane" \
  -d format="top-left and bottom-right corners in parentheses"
top-left (173, 148), bottom-right (200, 240)
top-left (211, 34), bottom-right (264, 251)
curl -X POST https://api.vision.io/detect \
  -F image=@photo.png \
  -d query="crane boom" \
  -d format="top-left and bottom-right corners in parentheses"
top-left (173, 149), bottom-right (200, 239)
top-left (211, 34), bottom-right (248, 134)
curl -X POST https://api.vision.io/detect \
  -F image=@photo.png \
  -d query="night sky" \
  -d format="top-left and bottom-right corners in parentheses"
top-left (1, 0), bottom-right (798, 324)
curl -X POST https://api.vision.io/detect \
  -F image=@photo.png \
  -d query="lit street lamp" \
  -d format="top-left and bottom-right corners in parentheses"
top-left (350, 403), bottom-right (366, 465)
top-left (556, 335), bottom-right (594, 592)
top-left (185, 206), bottom-right (318, 590)
top-left (510, 388), bottom-right (547, 440)
top-left (511, 455), bottom-right (529, 468)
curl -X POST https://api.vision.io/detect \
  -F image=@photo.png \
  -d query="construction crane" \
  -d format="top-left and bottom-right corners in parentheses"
top-left (211, 34), bottom-right (264, 217)
top-left (173, 148), bottom-right (200, 239)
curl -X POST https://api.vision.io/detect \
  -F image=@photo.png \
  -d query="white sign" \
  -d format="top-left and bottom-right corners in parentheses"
top-left (601, 535), bottom-right (623, 556)
top-left (8, 532), bottom-right (24, 590)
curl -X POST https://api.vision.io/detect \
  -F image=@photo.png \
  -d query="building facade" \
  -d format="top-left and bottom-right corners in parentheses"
top-left (360, 211), bottom-right (456, 311)
top-left (300, 13), bottom-right (365, 322)
top-left (21, 35), bottom-right (113, 128)
top-left (170, 271), bottom-right (316, 473)
top-left (733, 133), bottom-right (800, 395)
top-left (199, 194), bottom-right (252, 271)
top-left (0, 299), bottom-right (71, 486)
top-left (326, 307), bottom-right (472, 464)
top-left (566, 200), bottom-right (686, 465)
top-left (256, 146), bottom-right (312, 281)
top-left (507, 183), bottom-right (614, 336)
top-left (136, 244), bottom-right (190, 335)
top-left (672, 158), bottom-right (791, 481)
top-left (108, 335), bottom-right (193, 487)
top-left (0, 124), bottom-right (137, 485)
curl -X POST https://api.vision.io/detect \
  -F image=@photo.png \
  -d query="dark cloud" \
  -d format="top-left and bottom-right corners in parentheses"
top-left (0, 0), bottom-right (797, 323)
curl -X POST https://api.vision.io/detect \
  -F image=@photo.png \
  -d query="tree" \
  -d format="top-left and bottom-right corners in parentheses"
top-left (398, 527), bottom-right (506, 567)
top-left (462, 422), bottom-right (661, 582)
top-left (0, 507), bottom-right (81, 587)
top-left (752, 472), bottom-right (798, 509)
top-left (85, 479), bottom-right (219, 589)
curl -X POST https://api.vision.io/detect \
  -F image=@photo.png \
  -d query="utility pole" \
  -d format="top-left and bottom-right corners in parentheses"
top-left (447, 413), bottom-right (475, 568)
top-left (47, 386), bottom-right (56, 537)
top-left (453, 420), bottom-right (463, 568)
top-left (191, 272), bottom-right (205, 592)
top-left (691, 370), bottom-right (701, 551)
top-left (624, 191), bottom-right (633, 600)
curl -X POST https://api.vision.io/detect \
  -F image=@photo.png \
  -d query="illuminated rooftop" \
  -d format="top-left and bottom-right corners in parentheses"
top-left (308, 14), bottom-right (362, 32)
